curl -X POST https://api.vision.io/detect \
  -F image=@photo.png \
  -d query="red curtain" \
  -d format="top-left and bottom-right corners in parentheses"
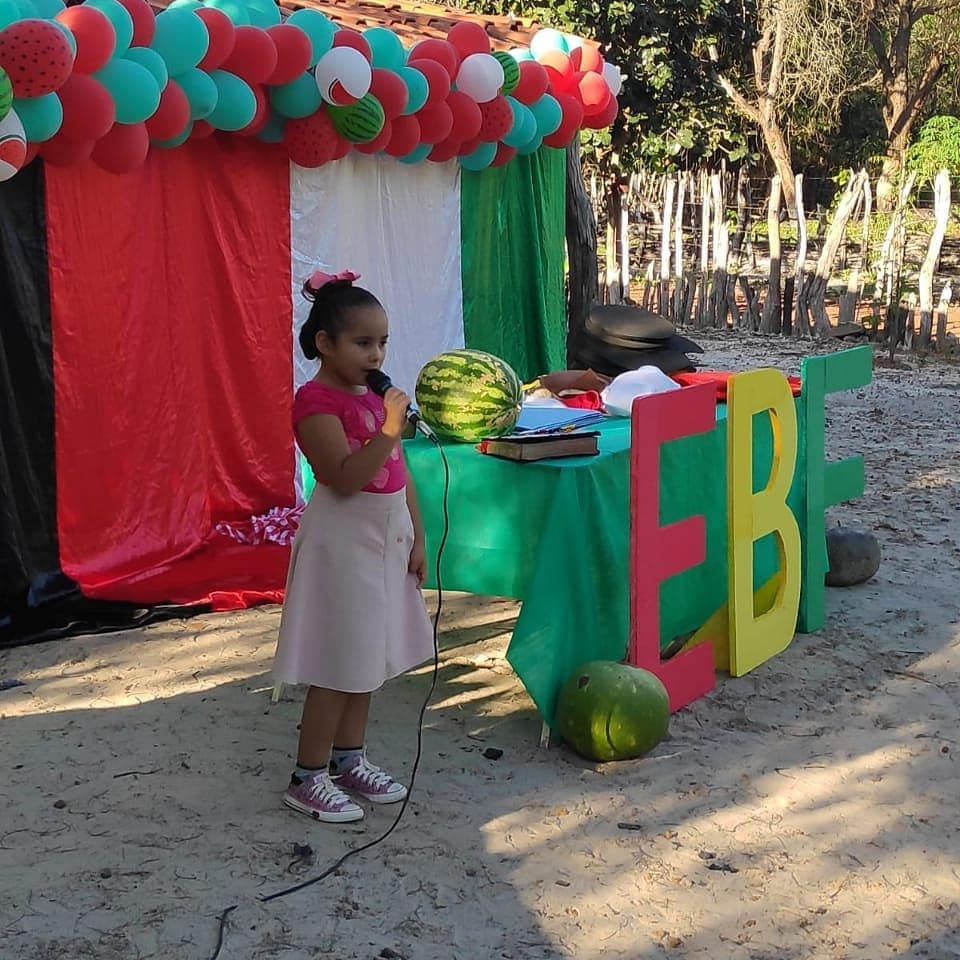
top-left (46, 138), bottom-right (294, 605)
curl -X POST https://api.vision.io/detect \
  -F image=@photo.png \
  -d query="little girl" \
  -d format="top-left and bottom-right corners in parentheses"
top-left (273, 269), bottom-right (434, 823)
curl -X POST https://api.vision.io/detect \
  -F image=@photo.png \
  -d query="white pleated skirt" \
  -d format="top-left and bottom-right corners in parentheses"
top-left (273, 485), bottom-right (434, 693)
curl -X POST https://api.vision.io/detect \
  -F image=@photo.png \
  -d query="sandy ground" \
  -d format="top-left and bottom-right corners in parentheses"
top-left (1, 333), bottom-right (958, 960)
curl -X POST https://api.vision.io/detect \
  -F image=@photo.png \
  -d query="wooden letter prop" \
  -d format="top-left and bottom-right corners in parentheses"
top-left (629, 383), bottom-right (717, 712)
top-left (798, 346), bottom-right (872, 631)
top-left (726, 370), bottom-right (801, 675)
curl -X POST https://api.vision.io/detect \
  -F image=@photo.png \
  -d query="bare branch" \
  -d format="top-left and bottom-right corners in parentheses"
top-left (887, 51), bottom-right (945, 139)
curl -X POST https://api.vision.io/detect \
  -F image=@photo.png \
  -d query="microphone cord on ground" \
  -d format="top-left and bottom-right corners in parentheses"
top-left (208, 431), bottom-right (451, 960)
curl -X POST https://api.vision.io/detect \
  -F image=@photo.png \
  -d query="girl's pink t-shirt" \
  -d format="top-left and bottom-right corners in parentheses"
top-left (293, 380), bottom-right (407, 494)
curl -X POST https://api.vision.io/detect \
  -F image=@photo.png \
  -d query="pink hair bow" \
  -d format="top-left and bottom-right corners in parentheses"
top-left (308, 268), bottom-right (361, 290)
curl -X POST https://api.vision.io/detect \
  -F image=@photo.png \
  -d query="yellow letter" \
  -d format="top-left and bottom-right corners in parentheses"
top-left (726, 369), bottom-right (801, 675)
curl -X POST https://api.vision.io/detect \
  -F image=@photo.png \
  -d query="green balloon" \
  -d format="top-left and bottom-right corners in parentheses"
top-left (459, 142), bottom-right (496, 171)
top-left (167, 0), bottom-right (202, 8)
top-left (95, 59), bottom-right (161, 124)
top-left (256, 112), bottom-right (285, 144)
top-left (87, 0), bottom-right (134, 55)
top-left (207, 70), bottom-right (256, 131)
top-left (399, 66), bottom-right (427, 115)
top-left (14, 0), bottom-right (38, 17)
top-left (530, 93), bottom-right (562, 137)
top-left (176, 67), bottom-right (219, 121)
top-left (154, 122), bottom-right (193, 148)
top-left (493, 51), bottom-right (520, 96)
top-left (0, 67), bottom-right (11, 122)
top-left (204, 0), bottom-right (249, 25)
top-left (268, 72), bottom-right (321, 119)
top-left (286, 9), bottom-right (336, 67)
top-left (398, 143), bottom-right (431, 164)
top-left (503, 97), bottom-right (536, 149)
top-left (517, 133), bottom-right (542, 156)
top-left (31, 0), bottom-right (64, 17)
top-left (364, 26), bottom-right (405, 72)
top-left (14, 93), bottom-right (63, 141)
top-left (0, 0), bottom-right (19, 29)
top-left (123, 48), bottom-right (168, 90)
top-left (245, 0), bottom-right (281, 28)
top-left (150, 8), bottom-right (210, 76)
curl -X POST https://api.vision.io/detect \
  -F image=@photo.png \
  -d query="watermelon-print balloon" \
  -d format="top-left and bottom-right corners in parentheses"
top-left (0, 64), bottom-right (11, 120)
top-left (0, 106), bottom-right (26, 180)
top-left (328, 92), bottom-right (383, 143)
top-left (0, 17), bottom-right (74, 97)
top-left (314, 45), bottom-right (371, 106)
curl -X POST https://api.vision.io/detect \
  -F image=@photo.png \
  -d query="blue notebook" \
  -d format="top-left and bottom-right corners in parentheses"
top-left (513, 406), bottom-right (607, 434)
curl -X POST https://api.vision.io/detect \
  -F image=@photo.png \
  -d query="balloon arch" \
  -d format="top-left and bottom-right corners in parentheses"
top-left (0, 0), bottom-right (623, 179)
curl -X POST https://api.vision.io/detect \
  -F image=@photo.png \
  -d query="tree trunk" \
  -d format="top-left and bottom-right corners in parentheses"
top-left (760, 176), bottom-right (783, 333)
top-left (759, 115), bottom-right (797, 216)
top-left (564, 141), bottom-right (599, 364)
top-left (876, 124), bottom-right (910, 213)
top-left (917, 169), bottom-right (951, 348)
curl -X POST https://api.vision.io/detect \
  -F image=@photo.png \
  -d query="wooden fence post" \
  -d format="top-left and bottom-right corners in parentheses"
top-left (659, 176), bottom-right (675, 317)
top-left (696, 171), bottom-right (711, 329)
top-left (760, 176), bottom-right (783, 333)
top-left (793, 174), bottom-right (809, 336)
top-left (918, 169), bottom-right (951, 349)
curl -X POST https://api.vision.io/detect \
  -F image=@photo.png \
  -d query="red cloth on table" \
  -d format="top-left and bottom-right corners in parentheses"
top-left (672, 371), bottom-right (802, 401)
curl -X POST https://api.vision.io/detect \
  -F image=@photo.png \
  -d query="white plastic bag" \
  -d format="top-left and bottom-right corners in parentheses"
top-left (602, 366), bottom-right (681, 417)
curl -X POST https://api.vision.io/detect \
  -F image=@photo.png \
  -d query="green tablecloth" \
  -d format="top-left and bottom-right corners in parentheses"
top-left (405, 410), bottom-right (800, 724)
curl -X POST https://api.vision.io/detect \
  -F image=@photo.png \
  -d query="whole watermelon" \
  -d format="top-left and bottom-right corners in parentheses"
top-left (415, 349), bottom-right (522, 442)
top-left (554, 661), bottom-right (669, 762)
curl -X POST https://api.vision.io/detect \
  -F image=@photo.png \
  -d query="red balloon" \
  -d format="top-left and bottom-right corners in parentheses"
top-left (415, 101), bottom-right (453, 145)
top-left (190, 120), bottom-right (216, 140)
top-left (491, 142), bottom-right (516, 168)
top-left (0, 19), bottom-right (74, 97)
top-left (447, 21), bottom-right (490, 58)
top-left (538, 50), bottom-right (575, 93)
top-left (408, 39), bottom-right (459, 81)
top-left (446, 90), bottom-right (482, 142)
top-left (115, 0), bottom-right (156, 48)
top-left (459, 135), bottom-right (482, 156)
top-left (384, 114), bottom-right (420, 157)
top-left (578, 71), bottom-right (610, 113)
top-left (477, 95), bottom-right (512, 142)
top-left (57, 74), bottom-right (116, 141)
top-left (427, 135), bottom-right (461, 163)
top-left (222, 26), bottom-right (278, 85)
top-left (542, 92), bottom-right (583, 148)
top-left (238, 84), bottom-right (269, 136)
top-left (285, 109), bottom-right (339, 167)
top-left (570, 45), bottom-right (604, 74)
top-left (331, 29), bottom-right (372, 63)
top-left (146, 79), bottom-right (190, 140)
top-left (511, 60), bottom-right (549, 105)
top-left (55, 6), bottom-right (115, 75)
top-left (583, 90), bottom-right (618, 129)
top-left (92, 121), bottom-right (149, 173)
top-left (40, 132), bottom-right (94, 166)
top-left (196, 7), bottom-right (237, 71)
top-left (23, 141), bottom-right (41, 167)
top-left (369, 68), bottom-right (407, 120)
top-left (265, 24), bottom-right (312, 85)
top-left (355, 119), bottom-right (392, 155)
top-left (331, 134), bottom-right (352, 160)
top-left (410, 58), bottom-right (450, 108)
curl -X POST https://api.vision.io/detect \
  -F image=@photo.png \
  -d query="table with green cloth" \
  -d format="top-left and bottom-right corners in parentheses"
top-left (405, 410), bottom-right (800, 725)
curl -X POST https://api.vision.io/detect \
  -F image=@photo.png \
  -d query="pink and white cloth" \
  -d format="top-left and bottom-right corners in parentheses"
top-left (216, 505), bottom-right (305, 546)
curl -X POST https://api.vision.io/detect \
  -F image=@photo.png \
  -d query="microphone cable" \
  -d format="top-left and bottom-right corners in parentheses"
top-left (209, 426), bottom-right (451, 959)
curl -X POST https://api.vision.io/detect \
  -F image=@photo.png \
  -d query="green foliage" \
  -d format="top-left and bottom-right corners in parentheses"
top-left (907, 115), bottom-right (960, 185)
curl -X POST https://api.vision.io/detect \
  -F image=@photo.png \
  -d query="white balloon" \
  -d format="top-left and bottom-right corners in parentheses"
top-left (0, 110), bottom-right (27, 183)
top-left (455, 53), bottom-right (504, 104)
top-left (564, 34), bottom-right (584, 53)
top-left (314, 46), bottom-right (372, 105)
top-left (603, 61), bottom-right (624, 97)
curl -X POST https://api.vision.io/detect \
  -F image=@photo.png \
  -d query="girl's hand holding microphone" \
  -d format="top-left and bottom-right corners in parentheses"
top-left (380, 387), bottom-right (412, 441)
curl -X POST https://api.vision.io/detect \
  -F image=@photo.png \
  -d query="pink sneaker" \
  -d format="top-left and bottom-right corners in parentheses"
top-left (332, 753), bottom-right (408, 805)
top-left (283, 771), bottom-right (364, 823)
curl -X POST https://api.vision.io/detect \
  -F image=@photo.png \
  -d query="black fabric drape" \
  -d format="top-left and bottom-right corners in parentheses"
top-left (0, 161), bottom-right (76, 636)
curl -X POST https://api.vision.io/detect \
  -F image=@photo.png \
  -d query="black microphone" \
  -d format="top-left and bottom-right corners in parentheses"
top-left (366, 369), bottom-right (433, 436)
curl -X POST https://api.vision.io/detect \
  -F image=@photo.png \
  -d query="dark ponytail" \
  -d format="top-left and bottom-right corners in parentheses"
top-left (298, 277), bottom-right (383, 360)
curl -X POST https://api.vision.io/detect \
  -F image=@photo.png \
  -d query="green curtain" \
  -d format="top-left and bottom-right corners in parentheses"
top-left (459, 147), bottom-right (567, 382)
